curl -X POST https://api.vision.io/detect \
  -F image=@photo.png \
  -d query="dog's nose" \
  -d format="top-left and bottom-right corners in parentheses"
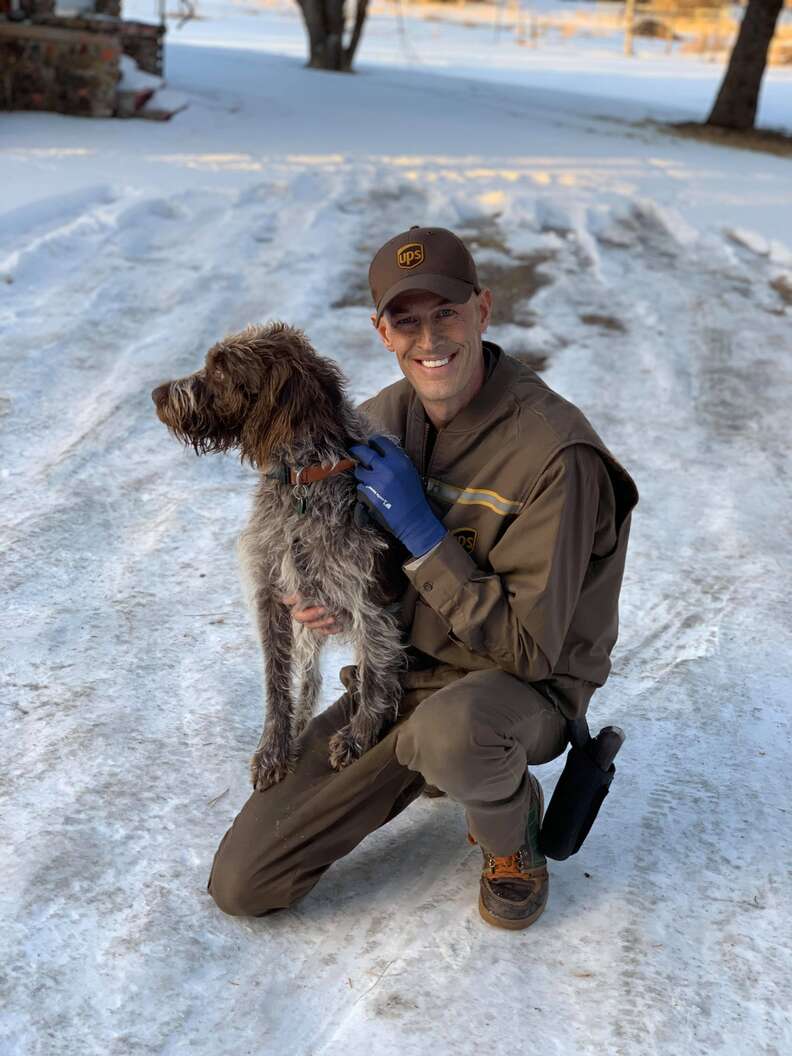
top-left (151, 383), bottom-right (169, 406)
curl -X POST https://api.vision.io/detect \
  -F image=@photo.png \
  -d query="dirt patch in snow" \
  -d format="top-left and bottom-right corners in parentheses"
top-left (770, 273), bottom-right (792, 306)
top-left (330, 271), bottom-right (372, 311)
top-left (650, 120), bottom-right (792, 158)
top-left (477, 253), bottom-right (556, 326)
top-left (510, 349), bottom-right (550, 371)
top-left (579, 313), bottom-right (627, 333)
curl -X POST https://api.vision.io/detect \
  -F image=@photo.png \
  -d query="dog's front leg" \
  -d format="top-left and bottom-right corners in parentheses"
top-left (250, 590), bottom-right (297, 791)
top-left (328, 610), bottom-right (404, 771)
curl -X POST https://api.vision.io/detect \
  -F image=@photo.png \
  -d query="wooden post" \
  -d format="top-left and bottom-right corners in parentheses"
top-left (624, 0), bottom-right (636, 55)
top-left (516, 0), bottom-right (526, 45)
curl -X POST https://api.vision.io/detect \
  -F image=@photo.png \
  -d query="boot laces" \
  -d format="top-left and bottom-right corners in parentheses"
top-left (484, 848), bottom-right (530, 881)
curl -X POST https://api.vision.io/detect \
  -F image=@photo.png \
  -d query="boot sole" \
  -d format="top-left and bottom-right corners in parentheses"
top-left (478, 893), bottom-right (547, 931)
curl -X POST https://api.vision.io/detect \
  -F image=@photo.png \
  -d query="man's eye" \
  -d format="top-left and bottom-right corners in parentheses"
top-left (438, 309), bottom-right (456, 318)
top-left (395, 317), bottom-right (416, 327)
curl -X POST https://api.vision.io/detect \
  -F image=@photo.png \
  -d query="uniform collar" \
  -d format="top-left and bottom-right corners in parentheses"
top-left (408, 340), bottom-right (513, 435)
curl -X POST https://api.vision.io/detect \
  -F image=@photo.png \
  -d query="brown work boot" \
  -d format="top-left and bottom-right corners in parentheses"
top-left (470, 772), bottom-right (548, 931)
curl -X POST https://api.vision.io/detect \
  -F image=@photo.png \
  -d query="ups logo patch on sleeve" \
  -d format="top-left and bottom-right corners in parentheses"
top-left (397, 242), bottom-right (424, 269)
top-left (452, 527), bottom-right (477, 554)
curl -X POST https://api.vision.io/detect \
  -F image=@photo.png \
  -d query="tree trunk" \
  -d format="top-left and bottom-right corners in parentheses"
top-left (323, 0), bottom-right (344, 69)
top-left (297, 0), bottom-right (325, 67)
top-left (295, 0), bottom-right (369, 71)
top-left (343, 0), bottom-right (369, 70)
top-left (706, 0), bottom-right (783, 131)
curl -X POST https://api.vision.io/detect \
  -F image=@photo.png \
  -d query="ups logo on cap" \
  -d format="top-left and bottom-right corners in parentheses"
top-left (452, 527), bottom-right (477, 554)
top-left (397, 242), bottom-right (424, 270)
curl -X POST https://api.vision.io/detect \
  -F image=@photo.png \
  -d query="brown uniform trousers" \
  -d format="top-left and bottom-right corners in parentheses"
top-left (207, 662), bottom-right (568, 917)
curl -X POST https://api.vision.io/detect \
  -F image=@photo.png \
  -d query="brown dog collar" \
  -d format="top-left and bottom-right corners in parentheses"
top-left (266, 458), bottom-right (357, 486)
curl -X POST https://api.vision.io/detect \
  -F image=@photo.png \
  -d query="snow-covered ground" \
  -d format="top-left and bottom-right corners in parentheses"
top-left (2, 3), bottom-right (791, 1054)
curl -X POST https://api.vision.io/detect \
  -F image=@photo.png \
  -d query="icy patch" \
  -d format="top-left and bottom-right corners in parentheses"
top-left (769, 239), bottom-right (792, 267)
top-left (535, 195), bottom-right (579, 236)
top-left (633, 198), bottom-right (699, 248)
top-left (0, 185), bottom-right (118, 280)
top-left (504, 226), bottom-right (565, 258)
top-left (0, 184), bottom-right (116, 250)
top-left (724, 226), bottom-right (771, 257)
top-left (488, 321), bottom-right (561, 357)
top-left (590, 198), bottom-right (698, 254)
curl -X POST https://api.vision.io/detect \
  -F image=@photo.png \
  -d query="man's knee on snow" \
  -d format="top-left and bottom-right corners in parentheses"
top-left (207, 857), bottom-right (291, 918)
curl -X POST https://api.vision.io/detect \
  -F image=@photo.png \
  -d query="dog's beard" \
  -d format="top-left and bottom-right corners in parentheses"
top-left (157, 376), bottom-right (247, 456)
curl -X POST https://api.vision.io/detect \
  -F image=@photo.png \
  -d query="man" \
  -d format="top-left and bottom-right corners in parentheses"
top-left (208, 226), bottom-right (638, 930)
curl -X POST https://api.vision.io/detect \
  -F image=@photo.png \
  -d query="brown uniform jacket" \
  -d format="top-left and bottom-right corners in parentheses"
top-left (357, 341), bottom-right (639, 720)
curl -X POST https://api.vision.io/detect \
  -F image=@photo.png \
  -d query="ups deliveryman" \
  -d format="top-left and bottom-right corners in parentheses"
top-left (208, 225), bottom-right (639, 930)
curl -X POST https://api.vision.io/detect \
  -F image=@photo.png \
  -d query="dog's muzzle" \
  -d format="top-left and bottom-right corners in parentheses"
top-left (151, 382), bottom-right (170, 409)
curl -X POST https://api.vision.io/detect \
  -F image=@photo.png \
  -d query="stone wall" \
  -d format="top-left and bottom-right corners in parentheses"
top-left (120, 19), bottom-right (163, 75)
top-left (0, 9), bottom-right (166, 117)
top-left (34, 14), bottom-right (165, 74)
top-left (0, 22), bottom-right (120, 116)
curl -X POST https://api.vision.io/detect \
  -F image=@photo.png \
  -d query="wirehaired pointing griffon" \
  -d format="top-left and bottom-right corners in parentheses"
top-left (151, 322), bottom-right (407, 790)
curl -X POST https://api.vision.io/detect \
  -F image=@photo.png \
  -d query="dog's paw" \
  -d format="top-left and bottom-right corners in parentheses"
top-left (328, 723), bottom-right (379, 771)
top-left (250, 743), bottom-right (296, 791)
top-left (327, 725), bottom-right (363, 771)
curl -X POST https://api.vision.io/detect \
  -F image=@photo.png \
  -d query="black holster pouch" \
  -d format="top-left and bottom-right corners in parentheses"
top-left (539, 719), bottom-right (617, 862)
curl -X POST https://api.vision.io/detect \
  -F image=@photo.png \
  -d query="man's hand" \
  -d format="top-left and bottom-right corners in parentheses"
top-left (281, 593), bottom-right (344, 636)
top-left (349, 434), bottom-right (448, 558)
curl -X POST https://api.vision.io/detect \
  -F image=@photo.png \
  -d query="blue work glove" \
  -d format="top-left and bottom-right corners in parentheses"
top-left (349, 434), bottom-right (448, 558)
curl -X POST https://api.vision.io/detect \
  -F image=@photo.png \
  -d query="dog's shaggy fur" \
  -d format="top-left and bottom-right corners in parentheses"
top-left (152, 322), bottom-right (408, 789)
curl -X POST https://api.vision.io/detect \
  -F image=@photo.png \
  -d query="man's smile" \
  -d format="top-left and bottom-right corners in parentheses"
top-left (412, 349), bottom-right (459, 374)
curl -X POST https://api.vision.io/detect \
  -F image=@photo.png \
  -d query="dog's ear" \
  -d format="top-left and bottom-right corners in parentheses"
top-left (211, 345), bottom-right (261, 395)
top-left (240, 361), bottom-right (293, 467)
top-left (207, 348), bottom-right (230, 388)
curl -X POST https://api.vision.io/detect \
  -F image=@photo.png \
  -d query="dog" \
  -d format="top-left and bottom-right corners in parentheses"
top-left (151, 321), bottom-right (409, 790)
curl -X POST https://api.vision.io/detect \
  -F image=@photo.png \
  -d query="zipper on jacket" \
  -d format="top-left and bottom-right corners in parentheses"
top-left (420, 420), bottom-right (429, 488)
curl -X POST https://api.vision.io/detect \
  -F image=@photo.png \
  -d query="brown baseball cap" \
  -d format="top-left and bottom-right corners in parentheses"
top-left (369, 225), bottom-right (481, 325)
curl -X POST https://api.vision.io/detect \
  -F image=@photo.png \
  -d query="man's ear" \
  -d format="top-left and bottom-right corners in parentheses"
top-left (372, 311), bottom-right (394, 351)
top-left (478, 288), bottom-right (493, 335)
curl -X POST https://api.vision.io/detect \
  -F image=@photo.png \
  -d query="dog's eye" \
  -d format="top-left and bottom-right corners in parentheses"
top-left (213, 368), bottom-right (225, 381)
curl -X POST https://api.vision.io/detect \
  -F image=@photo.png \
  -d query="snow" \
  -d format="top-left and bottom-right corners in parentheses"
top-left (118, 53), bottom-right (165, 94)
top-left (1, 2), bottom-right (791, 1053)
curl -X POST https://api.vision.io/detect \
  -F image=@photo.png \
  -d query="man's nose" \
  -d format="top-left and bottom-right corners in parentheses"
top-left (416, 318), bottom-right (439, 353)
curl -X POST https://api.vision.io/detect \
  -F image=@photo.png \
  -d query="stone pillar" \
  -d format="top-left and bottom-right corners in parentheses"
top-left (0, 22), bottom-right (121, 117)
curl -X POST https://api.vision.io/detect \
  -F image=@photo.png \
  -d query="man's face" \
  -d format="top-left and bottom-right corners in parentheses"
top-left (372, 288), bottom-right (493, 423)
